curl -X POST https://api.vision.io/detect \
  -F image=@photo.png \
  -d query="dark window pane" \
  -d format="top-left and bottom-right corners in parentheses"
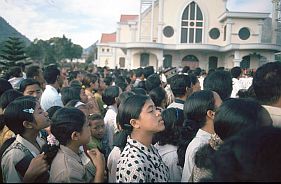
top-left (196, 6), bottom-right (203, 20)
top-left (183, 55), bottom-right (199, 61)
top-left (196, 29), bottom-right (202, 43)
top-left (163, 55), bottom-right (172, 68)
top-left (209, 56), bottom-right (218, 69)
top-left (196, 22), bottom-right (203, 27)
top-left (189, 28), bottom-right (194, 43)
top-left (224, 25), bottom-right (227, 41)
top-left (190, 2), bottom-right (195, 20)
top-left (209, 28), bottom-right (220, 39)
top-left (239, 27), bottom-right (250, 40)
top-left (182, 7), bottom-right (189, 20)
top-left (140, 53), bottom-right (149, 67)
top-left (181, 28), bottom-right (188, 43)
top-left (163, 26), bottom-right (174, 38)
top-left (182, 21), bottom-right (189, 27)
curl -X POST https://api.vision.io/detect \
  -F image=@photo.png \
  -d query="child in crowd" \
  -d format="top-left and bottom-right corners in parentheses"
top-left (0, 96), bottom-right (51, 182)
top-left (49, 107), bottom-right (105, 183)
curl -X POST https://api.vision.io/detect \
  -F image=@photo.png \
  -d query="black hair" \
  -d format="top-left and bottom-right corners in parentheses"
top-left (88, 113), bottom-right (103, 121)
top-left (145, 74), bottom-right (161, 92)
top-left (211, 126), bottom-right (281, 182)
top-left (189, 74), bottom-right (199, 86)
top-left (135, 67), bottom-right (144, 78)
top-left (131, 87), bottom-right (147, 96)
top-left (26, 65), bottom-right (41, 78)
top-left (3, 97), bottom-right (37, 135)
top-left (0, 78), bottom-right (13, 97)
top-left (61, 86), bottom-right (82, 106)
top-left (69, 79), bottom-right (82, 88)
top-left (230, 67), bottom-right (242, 79)
top-left (170, 74), bottom-right (192, 97)
top-left (149, 87), bottom-right (166, 107)
top-left (0, 89), bottom-right (23, 110)
top-left (136, 80), bottom-right (146, 91)
top-left (203, 70), bottom-right (232, 101)
top-left (43, 66), bottom-right (60, 84)
top-left (18, 78), bottom-right (41, 93)
top-left (253, 62), bottom-right (281, 105)
top-left (115, 82), bottom-right (127, 92)
top-left (46, 106), bottom-right (63, 119)
top-left (104, 76), bottom-right (113, 86)
top-left (81, 73), bottom-right (98, 88)
top-left (102, 86), bottom-right (120, 106)
top-left (182, 66), bottom-right (190, 74)
top-left (143, 66), bottom-right (154, 79)
top-left (156, 108), bottom-right (184, 146)
top-left (116, 91), bottom-right (135, 108)
top-left (51, 107), bottom-right (86, 145)
top-left (214, 98), bottom-right (272, 140)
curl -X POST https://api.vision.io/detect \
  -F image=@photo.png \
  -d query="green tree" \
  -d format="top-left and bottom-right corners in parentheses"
top-left (0, 37), bottom-right (28, 69)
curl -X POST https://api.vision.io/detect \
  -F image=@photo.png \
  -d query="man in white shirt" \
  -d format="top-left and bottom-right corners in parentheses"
top-left (253, 62), bottom-right (281, 128)
top-left (40, 65), bottom-right (64, 111)
top-left (230, 67), bottom-right (243, 98)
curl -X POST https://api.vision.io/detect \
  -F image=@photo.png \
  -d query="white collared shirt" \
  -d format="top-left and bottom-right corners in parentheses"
top-left (231, 78), bottom-right (243, 98)
top-left (262, 105), bottom-right (281, 128)
top-left (40, 85), bottom-right (63, 111)
top-left (154, 143), bottom-right (182, 182)
top-left (104, 105), bottom-right (118, 150)
top-left (181, 129), bottom-right (212, 182)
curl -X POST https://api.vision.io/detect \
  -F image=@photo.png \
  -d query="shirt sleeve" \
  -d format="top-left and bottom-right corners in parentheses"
top-left (1, 149), bottom-right (24, 183)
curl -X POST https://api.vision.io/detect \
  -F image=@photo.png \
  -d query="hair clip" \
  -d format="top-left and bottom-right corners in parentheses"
top-left (23, 108), bottom-right (35, 114)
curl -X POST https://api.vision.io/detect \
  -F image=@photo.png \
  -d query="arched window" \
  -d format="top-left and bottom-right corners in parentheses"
top-left (119, 57), bottom-right (125, 68)
top-left (209, 56), bottom-right (218, 69)
top-left (140, 53), bottom-right (149, 67)
top-left (241, 56), bottom-right (250, 69)
top-left (163, 55), bottom-right (172, 68)
top-left (181, 1), bottom-right (203, 43)
top-left (182, 55), bottom-right (199, 69)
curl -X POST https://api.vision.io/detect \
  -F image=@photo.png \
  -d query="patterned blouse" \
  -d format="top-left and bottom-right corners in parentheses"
top-left (116, 138), bottom-right (169, 182)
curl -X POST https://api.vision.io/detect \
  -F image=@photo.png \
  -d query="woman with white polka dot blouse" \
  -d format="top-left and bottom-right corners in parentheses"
top-left (116, 95), bottom-right (169, 182)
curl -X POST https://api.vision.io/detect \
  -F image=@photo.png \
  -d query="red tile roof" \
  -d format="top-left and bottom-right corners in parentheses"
top-left (100, 32), bottom-right (116, 43)
top-left (120, 15), bottom-right (138, 23)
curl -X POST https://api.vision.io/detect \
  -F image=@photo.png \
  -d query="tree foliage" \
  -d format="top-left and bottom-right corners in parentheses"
top-left (0, 37), bottom-right (29, 69)
top-left (26, 35), bottom-right (83, 66)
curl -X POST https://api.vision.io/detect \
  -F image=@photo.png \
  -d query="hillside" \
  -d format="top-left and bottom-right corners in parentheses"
top-left (0, 16), bottom-right (31, 48)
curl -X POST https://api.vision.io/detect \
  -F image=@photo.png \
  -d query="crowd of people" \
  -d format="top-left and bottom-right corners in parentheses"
top-left (0, 62), bottom-right (280, 182)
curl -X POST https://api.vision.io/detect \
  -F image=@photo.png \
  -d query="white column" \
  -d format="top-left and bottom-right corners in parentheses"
top-left (158, 0), bottom-right (164, 43)
top-left (226, 19), bottom-right (233, 45)
top-left (156, 50), bottom-right (164, 71)
top-left (126, 49), bottom-right (132, 70)
top-left (151, 0), bottom-right (155, 42)
top-left (234, 51), bottom-right (241, 67)
top-left (138, 0), bottom-right (142, 42)
top-left (258, 20), bottom-right (263, 43)
top-left (271, 0), bottom-right (278, 44)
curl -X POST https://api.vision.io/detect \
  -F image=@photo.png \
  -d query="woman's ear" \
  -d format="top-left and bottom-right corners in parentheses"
top-left (71, 131), bottom-right (80, 141)
top-left (23, 120), bottom-right (34, 129)
top-left (130, 119), bottom-right (140, 129)
top-left (206, 110), bottom-right (215, 120)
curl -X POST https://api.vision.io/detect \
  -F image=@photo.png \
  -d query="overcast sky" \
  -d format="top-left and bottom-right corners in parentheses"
top-left (0, 0), bottom-right (273, 48)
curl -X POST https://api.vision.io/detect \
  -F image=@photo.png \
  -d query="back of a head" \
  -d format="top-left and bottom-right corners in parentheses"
top-left (43, 66), bottom-right (60, 84)
top-left (230, 67), bottom-right (242, 79)
top-left (61, 86), bottom-right (81, 106)
top-left (0, 78), bottom-right (13, 97)
top-left (116, 91), bottom-right (135, 107)
top-left (51, 107), bottom-right (85, 145)
top-left (135, 67), bottom-right (144, 78)
top-left (149, 86), bottom-right (166, 107)
top-left (214, 98), bottom-right (272, 140)
top-left (184, 90), bottom-right (216, 129)
top-left (203, 70), bottom-right (232, 101)
top-left (102, 86), bottom-right (120, 106)
top-left (145, 73), bottom-right (161, 92)
top-left (143, 66), bottom-right (154, 79)
top-left (253, 62), bottom-right (281, 105)
top-left (0, 89), bottom-right (23, 110)
top-left (170, 74), bottom-right (192, 98)
top-left (131, 87), bottom-right (147, 96)
top-left (212, 126), bottom-right (281, 182)
top-left (8, 66), bottom-right (22, 78)
top-left (26, 65), bottom-right (40, 78)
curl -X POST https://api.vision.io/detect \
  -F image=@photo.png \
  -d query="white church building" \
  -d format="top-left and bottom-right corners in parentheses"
top-left (96, 0), bottom-right (281, 71)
